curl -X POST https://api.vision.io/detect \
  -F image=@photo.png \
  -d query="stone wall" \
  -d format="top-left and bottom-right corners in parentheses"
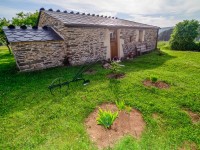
top-left (64, 27), bottom-right (107, 65)
top-left (38, 11), bottom-right (108, 65)
top-left (38, 11), bottom-right (68, 52)
top-left (38, 11), bottom-right (64, 30)
top-left (11, 41), bottom-right (65, 71)
top-left (144, 29), bottom-right (158, 49)
top-left (37, 11), bottom-right (158, 65)
top-left (120, 28), bottom-right (158, 57)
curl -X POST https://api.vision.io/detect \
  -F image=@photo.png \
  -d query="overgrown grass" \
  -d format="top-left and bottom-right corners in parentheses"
top-left (0, 44), bottom-right (200, 149)
top-left (158, 41), bottom-right (171, 50)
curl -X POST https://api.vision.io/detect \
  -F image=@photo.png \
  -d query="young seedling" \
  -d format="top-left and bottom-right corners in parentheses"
top-left (96, 108), bottom-right (118, 129)
top-left (115, 100), bottom-right (126, 110)
top-left (116, 100), bottom-right (132, 113)
top-left (110, 61), bottom-right (122, 74)
top-left (125, 105), bottom-right (132, 113)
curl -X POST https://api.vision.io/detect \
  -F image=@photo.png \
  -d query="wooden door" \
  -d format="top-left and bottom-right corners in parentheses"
top-left (110, 30), bottom-right (118, 59)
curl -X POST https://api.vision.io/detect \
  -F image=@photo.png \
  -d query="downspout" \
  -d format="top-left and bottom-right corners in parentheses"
top-left (36, 8), bottom-right (43, 26)
top-left (155, 28), bottom-right (160, 49)
top-left (6, 43), bottom-right (11, 54)
top-left (5, 36), bottom-right (11, 54)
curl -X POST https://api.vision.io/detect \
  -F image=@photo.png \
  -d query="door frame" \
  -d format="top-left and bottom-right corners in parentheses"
top-left (110, 29), bottom-right (118, 59)
top-left (105, 29), bottom-right (124, 60)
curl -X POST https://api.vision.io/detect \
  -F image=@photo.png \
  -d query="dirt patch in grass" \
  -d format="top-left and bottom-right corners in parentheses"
top-left (152, 113), bottom-right (166, 130)
top-left (152, 113), bottom-right (160, 119)
top-left (178, 141), bottom-right (198, 150)
top-left (107, 73), bottom-right (125, 79)
top-left (186, 110), bottom-right (200, 123)
top-left (84, 69), bottom-right (97, 75)
top-left (143, 80), bottom-right (170, 89)
top-left (85, 103), bottom-right (145, 149)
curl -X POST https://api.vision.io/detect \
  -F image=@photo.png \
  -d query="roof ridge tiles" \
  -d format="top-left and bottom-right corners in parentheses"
top-left (41, 8), bottom-right (159, 28)
top-left (42, 8), bottom-right (117, 20)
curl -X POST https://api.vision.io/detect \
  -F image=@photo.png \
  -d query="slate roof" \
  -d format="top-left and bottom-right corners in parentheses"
top-left (3, 26), bottom-right (63, 43)
top-left (44, 10), bottom-right (159, 29)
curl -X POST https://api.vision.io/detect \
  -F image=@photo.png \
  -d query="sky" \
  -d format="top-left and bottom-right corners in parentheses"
top-left (0, 0), bottom-right (199, 27)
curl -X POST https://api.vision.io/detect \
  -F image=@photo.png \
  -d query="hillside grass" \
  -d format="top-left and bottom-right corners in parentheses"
top-left (0, 44), bottom-right (200, 150)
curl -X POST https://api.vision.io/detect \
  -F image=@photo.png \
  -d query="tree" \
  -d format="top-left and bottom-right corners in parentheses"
top-left (196, 26), bottom-right (200, 41)
top-left (0, 11), bottom-right (39, 46)
top-left (169, 20), bottom-right (200, 50)
top-left (12, 11), bottom-right (39, 26)
top-left (0, 18), bottom-right (10, 45)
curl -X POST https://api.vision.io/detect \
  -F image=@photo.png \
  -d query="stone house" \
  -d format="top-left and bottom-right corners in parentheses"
top-left (3, 8), bottom-right (159, 71)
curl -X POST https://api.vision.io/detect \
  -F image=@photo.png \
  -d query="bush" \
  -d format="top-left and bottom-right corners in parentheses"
top-left (195, 42), bottom-right (200, 51)
top-left (96, 108), bottom-right (118, 129)
top-left (151, 76), bottom-right (158, 83)
top-left (169, 20), bottom-right (200, 51)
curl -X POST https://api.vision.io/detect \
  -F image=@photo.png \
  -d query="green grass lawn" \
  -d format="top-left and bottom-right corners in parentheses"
top-left (0, 43), bottom-right (200, 150)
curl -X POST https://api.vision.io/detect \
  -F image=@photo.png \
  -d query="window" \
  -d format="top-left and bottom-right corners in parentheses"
top-left (110, 30), bottom-right (116, 41)
top-left (138, 30), bottom-right (145, 42)
top-left (136, 30), bottom-right (145, 42)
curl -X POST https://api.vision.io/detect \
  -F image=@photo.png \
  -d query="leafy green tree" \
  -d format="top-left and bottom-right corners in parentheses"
top-left (196, 26), bottom-right (200, 41)
top-left (12, 11), bottom-right (39, 26)
top-left (0, 18), bottom-right (10, 45)
top-left (169, 20), bottom-right (200, 50)
top-left (0, 11), bottom-right (39, 46)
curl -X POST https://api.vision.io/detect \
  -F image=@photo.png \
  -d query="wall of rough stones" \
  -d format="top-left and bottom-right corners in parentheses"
top-left (120, 28), bottom-right (158, 57)
top-left (10, 11), bottom-right (158, 71)
top-left (38, 11), bottom-right (68, 52)
top-left (144, 29), bottom-right (158, 49)
top-left (38, 11), bottom-right (65, 31)
top-left (38, 11), bottom-right (108, 65)
top-left (64, 27), bottom-right (107, 65)
top-left (11, 41), bottom-right (65, 71)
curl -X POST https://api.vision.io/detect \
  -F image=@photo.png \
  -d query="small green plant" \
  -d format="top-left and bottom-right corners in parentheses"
top-left (96, 108), bottom-right (118, 129)
top-left (150, 76), bottom-right (158, 83)
top-left (125, 106), bottom-right (132, 113)
top-left (116, 100), bottom-right (132, 113)
top-left (115, 100), bottom-right (126, 110)
top-left (110, 61), bottom-right (122, 74)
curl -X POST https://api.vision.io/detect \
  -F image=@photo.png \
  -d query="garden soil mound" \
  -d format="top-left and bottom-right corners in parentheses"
top-left (85, 103), bottom-right (145, 149)
top-left (143, 80), bottom-right (170, 89)
top-left (107, 73), bottom-right (125, 79)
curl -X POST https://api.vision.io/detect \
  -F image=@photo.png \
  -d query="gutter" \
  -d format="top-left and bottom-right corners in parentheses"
top-left (36, 9), bottom-right (43, 26)
top-left (3, 32), bottom-right (12, 54)
top-left (155, 28), bottom-right (160, 49)
top-left (64, 23), bottom-right (160, 29)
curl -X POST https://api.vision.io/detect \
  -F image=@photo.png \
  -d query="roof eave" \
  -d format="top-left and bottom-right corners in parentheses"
top-left (9, 39), bottom-right (64, 43)
top-left (64, 23), bottom-right (160, 29)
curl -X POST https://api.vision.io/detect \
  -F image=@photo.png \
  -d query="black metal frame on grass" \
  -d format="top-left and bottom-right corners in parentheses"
top-left (48, 56), bottom-right (101, 95)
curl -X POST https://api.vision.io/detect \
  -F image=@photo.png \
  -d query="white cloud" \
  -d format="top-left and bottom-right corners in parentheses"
top-left (2, 0), bottom-right (200, 27)
top-left (129, 15), bottom-right (181, 27)
top-left (0, 6), bottom-right (34, 20)
top-left (31, 0), bottom-right (200, 14)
